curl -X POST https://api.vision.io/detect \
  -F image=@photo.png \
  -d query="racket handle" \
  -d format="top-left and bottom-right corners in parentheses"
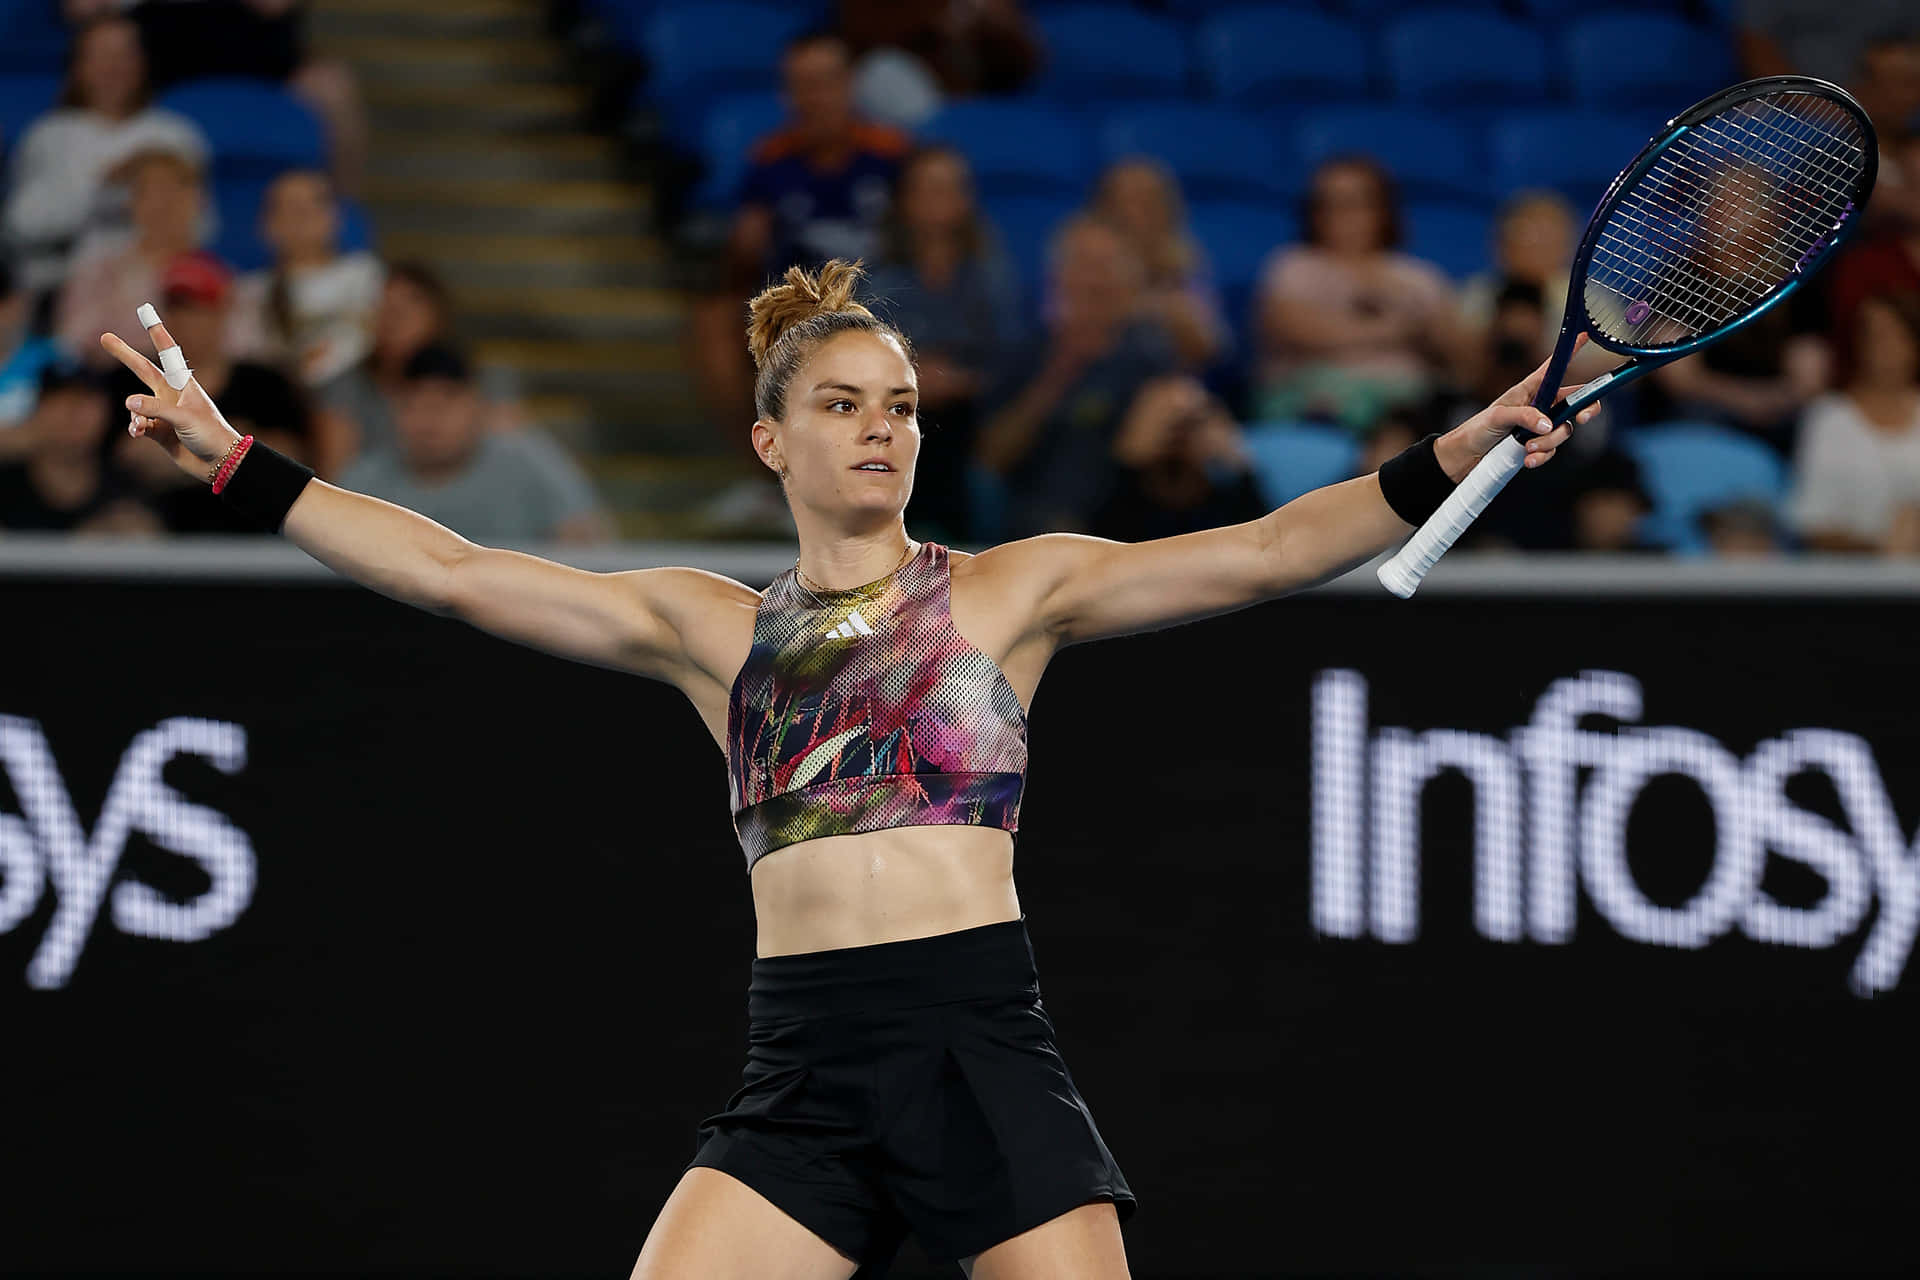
top-left (1377, 435), bottom-right (1527, 598)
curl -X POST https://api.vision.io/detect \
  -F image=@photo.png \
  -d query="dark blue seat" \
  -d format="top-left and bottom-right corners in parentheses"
top-left (1196, 6), bottom-right (1371, 104)
top-left (1033, 5), bottom-right (1191, 99)
top-left (1293, 106), bottom-right (1479, 202)
top-left (983, 192), bottom-right (1079, 301)
top-left (689, 90), bottom-right (785, 209)
top-left (1187, 197), bottom-right (1298, 347)
top-left (1623, 422), bottom-right (1786, 552)
top-left (0, 1), bottom-right (70, 75)
top-left (1563, 15), bottom-right (1735, 110)
top-left (633, 2), bottom-right (811, 102)
top-left (1404, 199), bottom-right (1493, 280)
top-left (0, 72), bottom-right (61, 155)
top-left (1243, 421), bottom-right (1360, 507)
top-left (158, 79), bottom-right (326, 179)
top-left (1099, 102), bottom-right (1294, 201)
top-left (1384, 10), bottom-right (1549, 104)
top-left (1488, 108), bottom-right (1664, 213)
top-left (920, 100), bottom-right (1093, 202)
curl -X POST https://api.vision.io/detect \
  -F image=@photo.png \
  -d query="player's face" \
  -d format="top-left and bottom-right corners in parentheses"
top-left (777, 331), bottom-right (919, 520)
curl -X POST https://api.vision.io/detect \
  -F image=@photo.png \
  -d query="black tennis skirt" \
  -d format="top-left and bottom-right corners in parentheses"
top-left (686, 914), bottom-right (1135, 1273)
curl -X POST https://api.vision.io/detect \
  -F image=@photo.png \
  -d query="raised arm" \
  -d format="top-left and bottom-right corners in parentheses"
top-left (980, 350), bottom-right (1599, 649)
top-left (102, 321), bottom-right (751, 688)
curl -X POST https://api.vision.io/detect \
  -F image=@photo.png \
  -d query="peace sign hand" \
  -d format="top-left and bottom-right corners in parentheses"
top-left (100, 311), bottom-right (242, 482)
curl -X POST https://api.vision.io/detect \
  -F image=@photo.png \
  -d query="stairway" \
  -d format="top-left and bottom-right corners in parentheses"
top-left (310, 0), bottom-right (750, 537)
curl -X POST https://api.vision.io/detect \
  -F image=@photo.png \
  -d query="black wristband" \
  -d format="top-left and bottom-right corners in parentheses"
top-left (216, 440), bottom-right (315, 533)
top-left (1376, 432), bottom-right (1455, 526)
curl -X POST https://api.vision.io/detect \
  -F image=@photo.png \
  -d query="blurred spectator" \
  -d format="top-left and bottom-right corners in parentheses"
top-left (1739, 8), bottom-right (1919, 110)
top-left (1831, 133), bottom-right (1920, 373)
top-left (0, 358), bottom-right (160, 535)
top-left (1254, 157), bottom-right (1468, 435)
top-left (1089, 159), bottom-right (1226, 370)
top-left (974, 215), bottom-right (1176, 538)
top-left (1564, 448), bottom-right (1656, 553)
top-left (228, 169), bottom-right (384, 390)
top-left (1789, 291), bottom-right (1920, 552)
top-left (54, 146), bottom-right (208, 365)
top-left (1456, 190), bottom-right (1613, 385)
top-left (338, 345), bottom-right (614, 546)
top-left (866, 146), bottom-right (1023, 541)
top-left (838, 0), bottom-right (1040, 98)
top-left (322, 261), bottom-right (525, 468)
top-left (1699, 497), bottom-right (1785, 557)
top-left (0, 261), bottom-right (64, 436)
top-left (1089, 375), bottom-right (1266, 543)
top-left (65, 0), bottom-right (369, 193)
top-left (2, 16), bottom-right (208, 292)
top-left (104, 251), bottom-right (346, 531)
top-left (690, 31), bottom-right (908, 442)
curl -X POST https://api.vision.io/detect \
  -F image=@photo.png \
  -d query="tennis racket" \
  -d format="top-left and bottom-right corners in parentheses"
top-left (1378, 75), bottom-right (1878, 598)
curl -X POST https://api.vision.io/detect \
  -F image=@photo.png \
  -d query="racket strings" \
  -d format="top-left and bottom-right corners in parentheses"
top-left (1584, 90), bottom-right (1867, 349)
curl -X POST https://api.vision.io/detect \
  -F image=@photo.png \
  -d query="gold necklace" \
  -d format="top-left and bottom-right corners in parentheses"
top-left (794, 539), bottom-right (917, 607)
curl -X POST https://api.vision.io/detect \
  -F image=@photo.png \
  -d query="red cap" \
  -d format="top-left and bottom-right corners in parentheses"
top-left (160, 251), bottom-right (233, 307)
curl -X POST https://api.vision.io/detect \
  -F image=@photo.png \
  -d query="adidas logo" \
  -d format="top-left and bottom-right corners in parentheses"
top-left (824, 609), bottom-right (877, 641)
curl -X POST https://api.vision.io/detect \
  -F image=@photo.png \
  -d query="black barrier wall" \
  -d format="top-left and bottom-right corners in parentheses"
top-left (3, 560), bottom-right (1917, 1277)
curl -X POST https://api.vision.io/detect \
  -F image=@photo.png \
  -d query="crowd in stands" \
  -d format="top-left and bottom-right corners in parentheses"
top-left (0, 3), bottom-right (614, 544)
top-left (665, 0), bottom-right (1920, 557)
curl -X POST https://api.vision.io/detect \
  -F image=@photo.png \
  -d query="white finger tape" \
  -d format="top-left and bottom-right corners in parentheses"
top-left (136, 303), bottom-right (161, 329)
top-left (158, 346), bottom-right (191, 390)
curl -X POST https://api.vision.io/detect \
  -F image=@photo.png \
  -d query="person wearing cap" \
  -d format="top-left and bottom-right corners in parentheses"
top-left (0, 358), bottom-right (161, 535)
top-left (1, 16), bottom-right (209, 294)
top-left (336, 344), bottom-right (614, 546)
top-left (103, 250), bottom-right (355, 531)
top-left (0, 260), bottom-right (65, 440)
top-left (55, 146), bottom-right (212, 368)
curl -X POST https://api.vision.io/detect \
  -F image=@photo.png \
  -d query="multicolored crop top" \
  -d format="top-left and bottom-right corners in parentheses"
top-left (726, 541), bottom-right (1029, 870)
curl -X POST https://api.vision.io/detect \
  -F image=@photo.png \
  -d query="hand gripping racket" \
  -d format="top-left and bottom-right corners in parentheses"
top-left (1378, 75), bottom-right (1878, 598)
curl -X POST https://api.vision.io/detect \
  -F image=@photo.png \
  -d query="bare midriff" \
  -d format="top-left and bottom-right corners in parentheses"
top-left (747, 823), bottom-right (1020, 958)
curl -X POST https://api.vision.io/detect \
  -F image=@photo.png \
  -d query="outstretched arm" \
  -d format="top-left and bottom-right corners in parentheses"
top-left (979, 349), bottom-right (1599, 649)
top-left (104, 319), bottom-right (745, 687)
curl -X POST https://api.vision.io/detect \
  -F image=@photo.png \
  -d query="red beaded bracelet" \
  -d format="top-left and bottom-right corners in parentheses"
top-left (211, 434), bottom-right (254, 494)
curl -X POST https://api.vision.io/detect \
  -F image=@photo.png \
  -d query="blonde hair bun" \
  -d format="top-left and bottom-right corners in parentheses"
top-left (746, 259), bottom-right (874, 369)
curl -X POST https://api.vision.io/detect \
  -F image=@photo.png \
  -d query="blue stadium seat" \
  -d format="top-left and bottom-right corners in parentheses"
top-left (1196, 7), bottom-right (1371, 104)
top-left (0, 1), bottom-right (70, 75)
top-left (1032, 6), bottom-right (1191, 99)
top-left (983, 192), bottom-right (1078, 300)
top-left (632, 3), bottom-right (811, 107)
top-left (1337, 0), bottom-right (1504, 14)
top-left (0, 72), bottom-right (61, 154)
top-left (689, 91), bottom-right (785, 209)
top-left (1098, 102), bottom-right (1294, 201)
top-left (1293, 106), bottom-right (1479, 202)
top-left (1563, 16), bottom-right (1736, 110)
top-left (1488, 108), bottom-right (1665, 214)
top-left (1623, 423), bottom-right (1788, 552)
top-left (920, 101), bottom-right (1093, 202)
top-left (1404, 200), bottom-right (1493, 279)
top-left (1384, 10), bottom-right (1549, 104)
top-left (1243, 421), bottom-right (1360, 507)
top-left (211, 177), bottom-right (272, 272)
top-left (1187, 197), bottom-right (1298, 347)
top-left (158, 80), bottom-right (326, 179)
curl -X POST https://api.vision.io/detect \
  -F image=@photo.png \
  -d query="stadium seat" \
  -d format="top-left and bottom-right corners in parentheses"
top-left (1337, 0), bottom-right (1505, 14)
top-left (1563, 15), bottom-right (1737, 110)
top-left (920, 100), bottom-right (1093, 202)
top-left (689, 90), bottom-right (785, 209)
top-left (1487, 108), bottom-right (1665, 213)
top-left (983, 192), bottom-right (1078, 300)
top-left (1623, 422), bottom-right (1788, 552)
top-left (1383, 10), bottom-right (1549, 104)
top-left (1186, 198), bottom-right (1299, 349)
top-left (158, 79), bottom-right (326, 179)
top-left (1403, 200), bottom-right (1493, 280)
top-left (627, 2), bottom-right (811, 101)
top-left (1293, 106), bottom-right (1479, 202)
top-left (0, 72), bottom-right (61, 154)
top-left (1032, 6), bottom-right (1191, 100)
top-left (0, 1), bottom-right (69, 75)
top-left (1195, 7), bottom-right (1372, 104)
top-left (1098, 102), bottom-right (1294, 201)
top-left (1243, 421), bottom-right (1360, 508)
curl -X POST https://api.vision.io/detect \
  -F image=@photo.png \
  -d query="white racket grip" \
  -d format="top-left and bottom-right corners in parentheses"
top-left (1377, 435), bottom-right (1528, 598)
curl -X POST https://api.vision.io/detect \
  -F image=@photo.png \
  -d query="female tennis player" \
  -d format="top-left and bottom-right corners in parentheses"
top-left (105, 259), bottom-right (1591, 1280)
